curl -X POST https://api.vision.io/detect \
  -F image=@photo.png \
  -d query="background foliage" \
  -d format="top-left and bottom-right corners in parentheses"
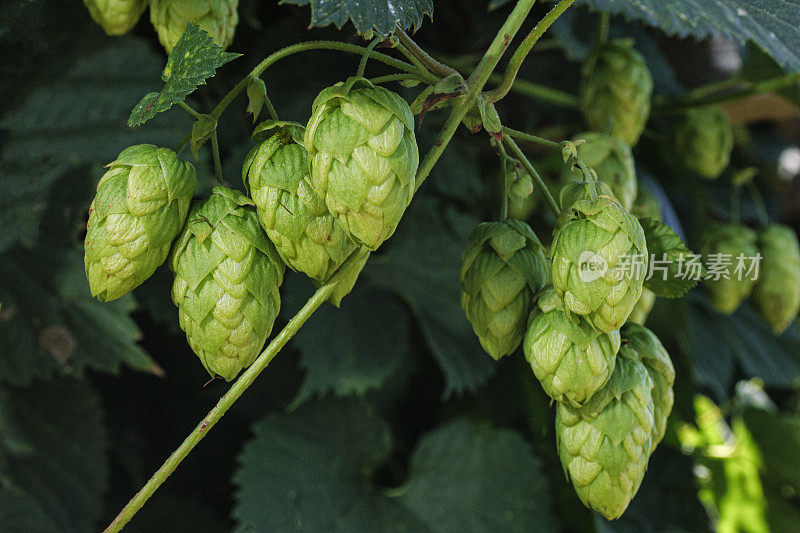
top-left (2, 0), bottom-right (800, 531)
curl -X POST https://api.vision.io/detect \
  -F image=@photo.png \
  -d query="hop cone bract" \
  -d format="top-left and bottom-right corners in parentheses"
top-left (631, 183), bottom-right (662, 222)
top-left (672, 106), bottom-right (733, 179)
top-left (523, 289), bottom-right (621, 406)
top-left (460, 220), bottom-right (550, 360)
top-left (83, 0), bottom-right (147, 35)
top-left (582, 40), bottom-right (653, 146)
top-left (556, 354), bottom-right (655, 520)
top-left (150, 0), bottom-right (239, 53)
top-left (305, 77), bottom-right (419, 250)
top-left (751, 224), bottom-right (800, 333)
top-left (170, 187), bottom-right (285, 381)
top-left (701, 224), bottom-right (759, 314)
top-left (563, 133), bottom-right (637, 211)
top-left (84, 144), bottom-right (196, 301)
top-left (628, 288), bottom-right (656, 326)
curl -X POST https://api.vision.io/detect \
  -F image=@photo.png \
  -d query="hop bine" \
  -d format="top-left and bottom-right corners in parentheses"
top-left (750, 224), bottom-right (800, 333)
top-left (701, 223), bottom-right (759, 314)
top-left (83, 0), bottom-right (148, 35)
top-left (84, 144), bottom-right (196, 302)
top-left (149, 0), bottom-right (239, 53)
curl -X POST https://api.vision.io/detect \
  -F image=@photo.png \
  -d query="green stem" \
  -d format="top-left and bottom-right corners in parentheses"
top-left (504, 136), bottom-right (560, 215)
top-left (655, 73), bottom-right (800, 113)
top-left (486, 0), bottom-right (577, 102)
top-left (497, 140), bottom-right (510, 220)
top-left (368, 73), bottom-right (423, 85)
top-left (685, 77), bottom-right (743, 100)
top-left (746, 182), bottom-right (769, 225)
top-left (503, 126), bottom-right (561, 150)
top-left (498, 76), bottom-right (580, 107)
top-left (395, 43), bottom-right (437, 81)
top-left (394, 26), bottom-right (459, 78)
top-left (174, 132), bottom-right (191, 154)
top-left (264, 91), bottom-right (279, 121)
top-left (211, 129), bottom-right (223, 184)
top-left (357, 37), bottom-right (382, 78)
top-left (596, 11), bottom-right (610, 46)
top-left (177, 100), bottom-right (203, 120)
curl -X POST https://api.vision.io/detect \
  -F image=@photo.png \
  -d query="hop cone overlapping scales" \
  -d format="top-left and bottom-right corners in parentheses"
top-left (701, 223), bottom-right (759, 314)
top-left (672, 106), bottom-right (733, 179)
top-left (83, 0), bottom-right (148, 35)
top-left (556, 354), bottom-right (655, 520)
top-left (582, 40), bottom-right (653, 147)
top-left (563, 133), bottom-right (638, 211)
top-left (170, 187), bottom-right (284, 381)
top-left (524, 290), bottom-right (621, 406)
top-left (460, 220), bottom-right (550, 360)
top-left (305, 77), bottom-right (419, 250)
top-left (751, 224), bottom-right (800, 333)
top-left (551, 191), bottom-right (648, 333)
top-left (243, 122), bottom-right (355, 282)
top-left (621, 323), bottom-right (675, 445)
top-left (150, 0), bottom-right (239, 53)
top-left (84, 144), bottom-right (196, 302)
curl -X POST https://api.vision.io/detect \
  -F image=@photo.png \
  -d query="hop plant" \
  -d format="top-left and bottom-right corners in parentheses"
top-left (631, 183), bottom-right (662, 222)
top-left (628, 288), bottom-right (656, 326)
top-left (84, 144), bottom-right (196, 302)
top-left (672, 106), bottom-right (733, 179)
top-left (507, 165), bottom-right (538, 221)
top-left (750, 224), bottom-right (800, 333)
top-left (556, 354), bottom-right (655, 520)
top-left (243, 120), bottom-right (356, 283)
top-left (701, 224), bottom-right (759, 314)
top-left (523, 289), bottom-right (621, 406)
top-left (305, 77), bottom-right (419, 250)
top-left (460, 220), bottom-right (550, 360)
top-left (150, 0), bottom-right (239, 53)
top-left (582, 40), bottom-right (653, 146)
top-left (170, 187), bottom-right (285, 381)
top-left (83, 0), bottom-right (148, 35)
top-left (563, 133), bottom-right (638, 211)
top-left (621, 323), bottom-right (675, 445)
top-left (551, 183), bottom-right (648, 332)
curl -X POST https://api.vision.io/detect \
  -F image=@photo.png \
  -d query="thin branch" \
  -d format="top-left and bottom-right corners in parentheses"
top-left (655, 73), bottom-right (800, 113)
top-left (503, 126), bottom-right (562, 150)
top-left (177, 100), bottom-right (203, 119)
top-left (394, 26), bottom-right (459, 78)
top-left (504, 136), bottom-right (560, 215)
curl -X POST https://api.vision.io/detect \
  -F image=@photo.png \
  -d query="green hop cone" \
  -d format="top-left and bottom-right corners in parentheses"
top-left (84, 144), bottom-right (196, 302)
top-left (243, 120), bottom-right (356, 283)
top-left (551, 184), bottom-right (648, 332)
top-left (750, 224), bottom-right (800, 333)
top-left (556, 353), bottom-right (655, 520)
top-left (83, 0), bottom-right (148, 35)
top-left (621, 323), bottom-right (675, 446)
top-left (460, 220), bottom-right (550, 360)
top-left (170, 187), bottom-right (285, 381)
top-left (582, 40), bottom-right (653, 146)
top-left (562, 133), bottom-right (638, 211)
top-left (523, 289), bottom-right (621, 406)
top-left (672, 106), bottom-right (733, 179)
top-left (305, 77), bottom-right (419, 250)
top-left (631, 183), bottom-right (662, 222)
top-left (507, 165), bottom-right (539, 221)
top-left (701, 224), bottom-right (759, 314)
top-left (628, 287), bottom-right (656, 326)
top-left (150, 0), bottom-right (239, 53)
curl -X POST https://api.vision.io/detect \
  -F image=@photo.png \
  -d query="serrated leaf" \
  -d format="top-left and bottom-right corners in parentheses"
top-left (641, 218), bottom-right (698, 298)
top-left (128, 23), bottom-right (240, 127)
top-left (282, 0), bottom-right (433, 35)
top-left (246, 77), bottom-right (267, 122)
top-left (0, 378), bottom-right (107, 533)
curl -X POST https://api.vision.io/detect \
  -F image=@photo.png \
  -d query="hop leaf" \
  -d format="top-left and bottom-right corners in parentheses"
top-left (641, 218), bottom-right (698, 298)
top-left (170, 187), bottom-right (285, 381)
top-left (149, 0), bottom-right (239, 54)
top-left (83, 0), bottom-right (148, 35)
top-left (672, 106), bottom-right (733, 179)
top-left (305, 77), bottom-right (419, 250)
top-left (701, 223), bottom-right (759, 315)
top-left (750, 224), bottom-right (800, 333)
top-left (460, 220), bottom-right (550, 360)
top-left (84, 144), bottom-right (196, 301)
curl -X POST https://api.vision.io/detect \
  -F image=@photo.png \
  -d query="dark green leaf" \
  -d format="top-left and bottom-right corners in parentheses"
top-left (281, 0), bottom-right (433, 35)
top-left (741, 40), bottom-right (800, 106)
top-left (641, 218), bottom-right (698, 298)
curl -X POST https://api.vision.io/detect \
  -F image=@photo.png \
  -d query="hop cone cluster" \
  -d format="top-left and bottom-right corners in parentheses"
top-left (701, 224), bottom-right (758, 314)
top-left (672, 106), bottom-right (733, 179)
top-left (243, 121), bottom-right (356, 282)
top-left (751, 224), bottom-right (800, 333)
top-left (150, 0), bottom-right (239, 53)
top-left (460, 220), bottom-right (550, 360)
top-left (305, 77), bottom-right (419, 250)
top-left (84, 144), bottom-right (196, 301)
top-left (551, 184), bottom-right (648, 332)
top-left (170, 187), bottom-right (285, 381)
top-left (582, 40), bottom-right (653, 146)
top-left (524, 289), bottom-right (621, 406)
top-left (556, 354), bottom-right (655, 520)
top-left (563, 133), bottom-right (638, 211)
top-left (83, 0), bottom-right (147, 35)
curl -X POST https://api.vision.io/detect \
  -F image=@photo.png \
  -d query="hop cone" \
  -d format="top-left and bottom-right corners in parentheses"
top-left (243, 120), bottom-right (356, 283)
top-left (701, 224), bottom-right (759, 314)
top-left (305, 77), bottom-right (419, 250)
top-left (507, 165), bottom-right (538, 221)
top-left (84, 144), bottom-right (196, 301)
top-left (523, 289), bottom-right (621, 406)
top-left (628, 288), bottom-right (656, 326)
top-left (563, 133), bottom-right (638, 210)
top-left (551, 185), bottom-right (648, 332)
top-left (460, 220), bottom-right (550, 360)
top-left (672, 106), bottom-right (733, 179)
top-left (150, 0), bottom-right (239, 53)
top-left (621, 323), bottom-right (675, 446)
top-left (556, 354), bottom-right (655, 520)
top-left (83, 0), bottom-right (147, 35)
top-left (582, 40), bottom-right (653, 146)
top-left (170, 187), bottom-right (285, 381)
top-left (631, 183), bottom-right (662, 222)
top-left (751, 224), bottom-right (800, 333)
